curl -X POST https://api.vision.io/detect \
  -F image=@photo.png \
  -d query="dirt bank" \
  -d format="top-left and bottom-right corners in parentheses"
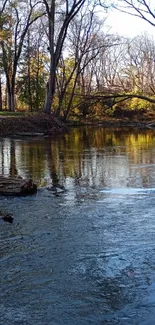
top-left (0, 114), bottom-right (67, 137)
top-left (0, 113), bottom-right (155, 137)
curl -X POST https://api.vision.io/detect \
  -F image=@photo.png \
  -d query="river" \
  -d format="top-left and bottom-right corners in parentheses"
top-left (1, 126), bottom-right (155, 324)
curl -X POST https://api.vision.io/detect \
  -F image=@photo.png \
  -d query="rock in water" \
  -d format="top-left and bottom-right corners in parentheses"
top-left (2, 214), bottom-right (14, 223)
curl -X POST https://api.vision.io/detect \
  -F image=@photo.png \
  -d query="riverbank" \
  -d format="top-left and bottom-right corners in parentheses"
top-left (0, 112), bottom-right (155, 137)
top-left (68, 114), bottom-right (155, 129)
top-left (0, 114), bottom-right (67, 137)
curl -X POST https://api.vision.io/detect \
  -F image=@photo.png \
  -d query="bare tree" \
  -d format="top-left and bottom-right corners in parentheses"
top-left (42, 0), bottom-right (103, 113)
top-left (121, 34), bottom-right (155, 94)
top-left (55, 6), bottom-right (105, 119)
top-left (0, 0), bottom-right (44, 111)
top-left (114, 0), bottom-right (155, 27)
top-left (18, 21), bottom-right (48, 111)
top-left (93, 36), bottom-right (126, 91)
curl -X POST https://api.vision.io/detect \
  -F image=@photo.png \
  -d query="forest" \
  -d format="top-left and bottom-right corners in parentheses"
top-left (1, 0), bottom-right (155, 121)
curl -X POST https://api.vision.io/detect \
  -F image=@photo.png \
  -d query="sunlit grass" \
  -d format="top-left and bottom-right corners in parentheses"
top-left (0, 111), bottom-right (37, 117)
top-left (0, 111), bottom-right (26, 116)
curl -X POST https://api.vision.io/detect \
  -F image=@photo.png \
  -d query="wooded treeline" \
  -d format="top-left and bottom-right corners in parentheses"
top-left (1, 0), bottom-right (155, 120)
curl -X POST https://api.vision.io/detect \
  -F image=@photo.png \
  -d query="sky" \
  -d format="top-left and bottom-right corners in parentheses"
top-left (106, 10), bottom-right (155, 38)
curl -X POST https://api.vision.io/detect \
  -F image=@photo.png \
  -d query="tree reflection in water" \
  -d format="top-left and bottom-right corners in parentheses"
top-left (0, 127), bottom-right (155, 190)
top-left (1, 127), bottom-right (155, 324)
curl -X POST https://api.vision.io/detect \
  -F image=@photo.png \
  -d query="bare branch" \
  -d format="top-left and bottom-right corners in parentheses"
top-left (0, 0), bottom-right (8, 14)
top-left (114, 0), bottom-right (155, 27)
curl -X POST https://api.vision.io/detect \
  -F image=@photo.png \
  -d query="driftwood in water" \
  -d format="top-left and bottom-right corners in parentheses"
top-left (0, 177), bottom-right (37, 196)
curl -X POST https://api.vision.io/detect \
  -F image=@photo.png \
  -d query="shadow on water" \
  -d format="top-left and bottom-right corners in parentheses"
top-left (1, 127), bottom-right (155, 324)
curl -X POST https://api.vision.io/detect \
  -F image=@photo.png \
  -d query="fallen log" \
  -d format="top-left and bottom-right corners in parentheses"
top-left (0, 177), bottom-right (37, 196)
top-left (146, 123), bottom-right (155, 129)
top-left (13, 132), bottom-right (44, 137)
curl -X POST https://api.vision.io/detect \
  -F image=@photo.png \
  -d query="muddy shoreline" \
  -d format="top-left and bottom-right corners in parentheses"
top-left (0, 114), bottom-right (155, 137)
top-left (0, 114), bottom-right (68, 137)
top-left (68, 118), bottom-right (155, 129)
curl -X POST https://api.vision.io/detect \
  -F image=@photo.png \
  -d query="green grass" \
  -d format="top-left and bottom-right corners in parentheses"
top-left (0, 111), bottom-right (27, 116)
top-left (0, 111), bottom-right (39, 117)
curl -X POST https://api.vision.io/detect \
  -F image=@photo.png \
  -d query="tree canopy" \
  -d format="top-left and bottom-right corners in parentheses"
top-left (1, 0), bottom-right (155, 118)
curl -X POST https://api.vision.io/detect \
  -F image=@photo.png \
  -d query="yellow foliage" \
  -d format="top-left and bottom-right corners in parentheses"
top-left (0, 30), bottom-right (10, 41)
top-left (127, 97), bottom-right (155, 111)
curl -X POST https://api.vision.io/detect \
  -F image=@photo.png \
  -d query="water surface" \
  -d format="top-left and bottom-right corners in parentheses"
top-left (1, 126), bottom-right (155, 324)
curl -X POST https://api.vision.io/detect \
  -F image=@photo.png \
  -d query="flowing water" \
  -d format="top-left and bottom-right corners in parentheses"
top-left (1, 126), bottom-right (155, 324)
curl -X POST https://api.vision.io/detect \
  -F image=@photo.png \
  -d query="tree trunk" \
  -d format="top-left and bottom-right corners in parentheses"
top-left (43, 81), bottom-right (51, 113)
top-left (36, 44), bottom-right (40, 111)
top-left (63, 69), bottom-right (80, 121)
top-left (6, 75), bottom-right (15, 112)
top-left (56, 91), bottom-right (65, 117)
top-left (0, 77), bottom-right (2, 111)
top-left (27, 31), bottom-right (33, 112)
top-left (7, 88), bottom-right (15, 112)
top-left (5, 83), bottom-right (7, 110)
top-left (43, 69), bottom-right (56, 113)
